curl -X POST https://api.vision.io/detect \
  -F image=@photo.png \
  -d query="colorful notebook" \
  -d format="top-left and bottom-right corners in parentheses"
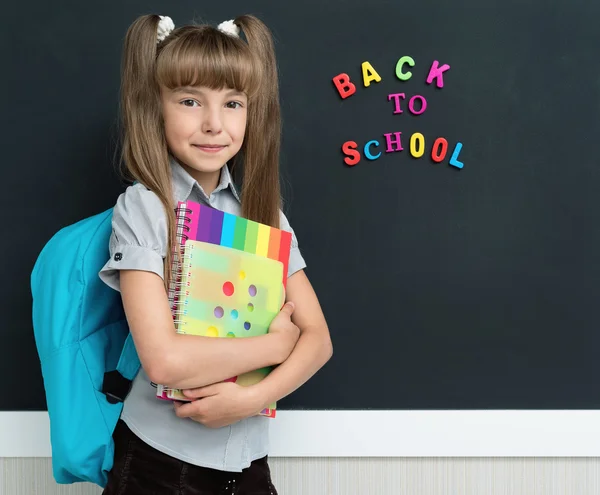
top-left (156, 200), bottom-right (292, 418)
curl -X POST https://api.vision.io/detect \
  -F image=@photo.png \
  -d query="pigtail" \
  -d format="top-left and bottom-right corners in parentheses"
top-left (119, 14), bottom-right (178, 292)
top-left (233, 15), bottom-right (282, 229)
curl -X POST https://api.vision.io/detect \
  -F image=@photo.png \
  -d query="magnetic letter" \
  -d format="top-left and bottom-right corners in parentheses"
top-left (426, 60), bottom-right (451, 88)
top-left (395, 56), bottom-right (415, 81)
top-left (410, 133), bottom-right (425, 158)
top-left (333, 73), bottom-right (357, 99)
top-left (364, 140), bottom-right (381, 160)
top-left (408, 95), bottom-right (427, 115)
top-left (387, 93), bottom-right (406, 114)
top-left (384, 132), bottom-right (403, 153)
top-left (362, 61), bottom-right (382, 87)
top-left (342, 141), bottom-right (361, 166)
top-left (431, 138), bottom-right (448, 163)
top-left (449, 142), bottom-right (464, 169)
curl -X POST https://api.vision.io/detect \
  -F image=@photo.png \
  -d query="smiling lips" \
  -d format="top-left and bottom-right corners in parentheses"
top-left (193, 144), bottom-right (227, 153)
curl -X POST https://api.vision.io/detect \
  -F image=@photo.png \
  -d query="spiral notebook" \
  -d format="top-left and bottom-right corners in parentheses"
top-left (155, 200), bottom-right (292, 418)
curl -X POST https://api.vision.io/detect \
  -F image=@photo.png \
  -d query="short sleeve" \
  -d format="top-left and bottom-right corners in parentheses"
top-left (279, 210), bottom-right (306, 278)
top-left (99, 184), bottom-right (168, 292)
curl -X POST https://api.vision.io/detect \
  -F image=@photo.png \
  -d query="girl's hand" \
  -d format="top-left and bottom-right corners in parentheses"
top-left (268, 301), bottom-right (301, 362)
top-left (173, 382), bottom-right (264, 428)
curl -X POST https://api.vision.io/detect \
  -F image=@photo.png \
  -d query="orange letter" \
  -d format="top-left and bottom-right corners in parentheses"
top-left (342, 141), bottom-right (361, 166)
top-left (333, 73), bottom-right (357, 99)
top-left (431, 138), bottom-right (448, 163)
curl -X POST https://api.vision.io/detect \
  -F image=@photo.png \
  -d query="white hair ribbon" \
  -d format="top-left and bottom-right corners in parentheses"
top-left (157, 15), bottom-right (175, 43)
top-left (217, 19), bottom-right (240, 38)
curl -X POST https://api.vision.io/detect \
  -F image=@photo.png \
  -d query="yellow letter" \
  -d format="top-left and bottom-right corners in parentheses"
top-left (362, 61), bottom-right (382, 87)
top-left (410, 133), bottom-right (425, 158)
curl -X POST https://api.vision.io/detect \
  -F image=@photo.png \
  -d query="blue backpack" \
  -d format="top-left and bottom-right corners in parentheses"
top-left (31, 208), bottom-right (141, 488)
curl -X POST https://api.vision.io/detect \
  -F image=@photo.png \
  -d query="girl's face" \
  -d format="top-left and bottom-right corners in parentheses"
top-left (161, 85), bottom-right (248, 180)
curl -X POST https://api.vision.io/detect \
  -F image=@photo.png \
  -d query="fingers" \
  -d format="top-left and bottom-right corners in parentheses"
top-left (182, 388), bottom-right (201, 399)
top-left (279, 301), bottom-right (295, 317)
top-left (182, 384), bottom-right (219, 399)
top-left (173, 401), bottom-right (198, 418)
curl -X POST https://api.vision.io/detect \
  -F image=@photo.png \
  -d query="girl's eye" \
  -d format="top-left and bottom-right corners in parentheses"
top-left (181, 99), bottom-right (199, 107)
top-left (226, 101), bottom-right (243, 109)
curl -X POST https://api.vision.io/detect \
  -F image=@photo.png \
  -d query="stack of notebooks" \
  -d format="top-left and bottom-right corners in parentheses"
top-left (155, 200), bottom-right (292, 418)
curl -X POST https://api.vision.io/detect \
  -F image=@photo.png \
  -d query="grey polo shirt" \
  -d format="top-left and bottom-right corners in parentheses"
top-left (98, 158), bottom-right (306, 472)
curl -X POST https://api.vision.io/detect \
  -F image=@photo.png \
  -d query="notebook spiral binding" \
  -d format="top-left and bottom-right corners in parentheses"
top-left (168, 204), bottom-right (193, 311)
top-left (172, 245), bottom-right (194, 334)
top-left (158, 203), bottom-right (194, 398)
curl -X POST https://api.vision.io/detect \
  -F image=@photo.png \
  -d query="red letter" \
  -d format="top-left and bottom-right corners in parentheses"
top-left (431, 138), bottom-right (448, 163)
top-left (426, 60), bottom-right (451, 88)
top-left (384, 132), bottom-right (403, 153)
top-left (333, 73), bottom-right (357, 99)
top-left (342, 141), bottom-right (361, 166)
top-left (387, 93), bottom-right (406, 114)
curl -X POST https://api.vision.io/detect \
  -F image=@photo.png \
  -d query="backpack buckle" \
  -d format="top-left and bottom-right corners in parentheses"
top-left (102, 370), bottom-right (133, 404)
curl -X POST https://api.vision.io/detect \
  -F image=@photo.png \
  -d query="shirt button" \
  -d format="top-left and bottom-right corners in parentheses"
top-left (114, 253), bottom-right (123, 262)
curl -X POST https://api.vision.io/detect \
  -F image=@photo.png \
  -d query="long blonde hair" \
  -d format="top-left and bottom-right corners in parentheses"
top-left (119, 14), bottom-right (282, 291)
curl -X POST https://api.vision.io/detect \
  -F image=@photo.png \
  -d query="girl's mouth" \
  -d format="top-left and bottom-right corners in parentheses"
top-left (193, 144), bottom-right (226, 153)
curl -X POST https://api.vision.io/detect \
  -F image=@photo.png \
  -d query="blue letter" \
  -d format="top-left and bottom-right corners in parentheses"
top-left (449, 142), bottom-right (464, 169)
top-left (364, 140), bottom-right (381, 160)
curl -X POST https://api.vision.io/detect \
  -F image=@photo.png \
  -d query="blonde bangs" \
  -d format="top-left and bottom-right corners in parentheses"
top-left (156, 26), bottom-right (261, 99)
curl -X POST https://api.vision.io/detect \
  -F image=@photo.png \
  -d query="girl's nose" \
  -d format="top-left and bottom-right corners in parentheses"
top-left (201, 109), bottom-right (223, 134)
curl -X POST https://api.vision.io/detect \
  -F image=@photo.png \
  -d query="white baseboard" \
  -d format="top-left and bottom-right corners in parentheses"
top-left (2, 410), bottom-right (600, 457)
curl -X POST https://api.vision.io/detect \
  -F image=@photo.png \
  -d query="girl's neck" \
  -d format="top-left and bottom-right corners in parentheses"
top-left (180, 162), bottom-right (222, 197)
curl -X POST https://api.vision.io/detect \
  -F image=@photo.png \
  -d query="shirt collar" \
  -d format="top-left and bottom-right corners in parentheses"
top-left (170, 155), bottom-right (241, 204)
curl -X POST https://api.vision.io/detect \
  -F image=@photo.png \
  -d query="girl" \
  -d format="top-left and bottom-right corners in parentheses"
top-left (98, 13), bottom-right (332, 495)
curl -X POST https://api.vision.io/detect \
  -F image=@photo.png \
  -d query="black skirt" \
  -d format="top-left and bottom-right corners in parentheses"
top-left (102, 419), bottom-right (278, 495)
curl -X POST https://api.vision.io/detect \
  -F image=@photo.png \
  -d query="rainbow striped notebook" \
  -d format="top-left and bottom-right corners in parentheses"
top-left (156, 200), bottom-right (292, 418)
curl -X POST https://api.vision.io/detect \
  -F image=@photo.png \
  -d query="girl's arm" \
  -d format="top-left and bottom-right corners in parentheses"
top-left (173, 268), bottom-right (332, 428)
top-left (249, 269), bottom-right (332, 407)
top-left (120, 269), bottom-right (299, 390)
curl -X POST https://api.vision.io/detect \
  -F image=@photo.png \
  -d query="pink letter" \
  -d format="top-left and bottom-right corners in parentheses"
top-left (426, 60), bottom-right (451, 88)
top-left (408, 95), bottom-right (427, 115)
top-left (384, 132), bottom-right (403, 153)
top-left (387, 93), bottom-right (406, 114)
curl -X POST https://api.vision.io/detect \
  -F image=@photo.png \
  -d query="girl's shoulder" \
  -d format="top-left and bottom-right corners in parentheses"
top-left (113, 183), bottom-right (166, 219)
top-left (111, 183), bottom-right (169, 246)
top-left (101, 183), bottom-right (169, 290)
